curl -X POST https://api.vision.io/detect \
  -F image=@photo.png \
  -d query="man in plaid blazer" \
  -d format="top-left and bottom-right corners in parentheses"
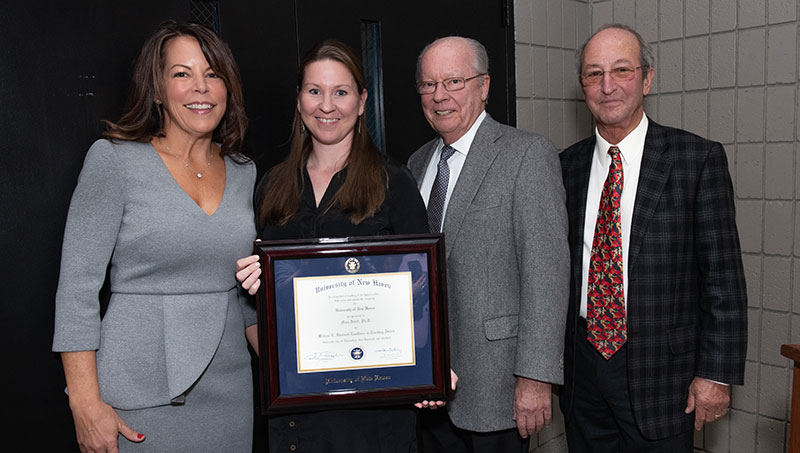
top-left (559, 24), bottom-right (747, 451)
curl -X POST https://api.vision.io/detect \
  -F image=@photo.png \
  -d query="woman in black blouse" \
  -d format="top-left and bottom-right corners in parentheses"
top-left (236, 39), bottom-right (427, 452)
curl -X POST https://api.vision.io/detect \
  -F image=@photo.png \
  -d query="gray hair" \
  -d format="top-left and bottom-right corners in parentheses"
top-left (415, 36), bottom-right (490, 83)
top-left (575, 23), bottom-right (654, 77)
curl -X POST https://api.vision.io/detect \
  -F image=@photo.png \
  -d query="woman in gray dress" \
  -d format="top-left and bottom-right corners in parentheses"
top-left (52, 21), bottom-right (257, 452)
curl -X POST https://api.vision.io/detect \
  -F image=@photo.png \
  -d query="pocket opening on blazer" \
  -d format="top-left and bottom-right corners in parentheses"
top-left (466, 195), bottom-right (503, 213)
top-left (668, 325), bottom-right (697, 354)
top-left (484, 314), bottom-right (519, 341)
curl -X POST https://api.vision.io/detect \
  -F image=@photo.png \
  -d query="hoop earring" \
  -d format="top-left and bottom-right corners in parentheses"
top-left (300, 122), bottom-right (306, 134)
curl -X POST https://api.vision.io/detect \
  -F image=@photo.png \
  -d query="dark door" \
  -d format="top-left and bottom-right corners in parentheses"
top-left (220, 3), bottom-right (515, 448)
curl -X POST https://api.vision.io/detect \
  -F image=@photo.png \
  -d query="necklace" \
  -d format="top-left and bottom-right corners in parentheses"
top-left (163, 143), bottom-right (213, 179)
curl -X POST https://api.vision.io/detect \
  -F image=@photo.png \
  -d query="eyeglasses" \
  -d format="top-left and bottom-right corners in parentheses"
top-left (416, 74), bottom-right (486, 94)
top-left (580, 66), bottom-right (643, 86)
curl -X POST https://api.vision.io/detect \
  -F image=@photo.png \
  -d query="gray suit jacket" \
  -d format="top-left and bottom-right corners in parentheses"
top-left (407, 115), bottom-right (569, 432)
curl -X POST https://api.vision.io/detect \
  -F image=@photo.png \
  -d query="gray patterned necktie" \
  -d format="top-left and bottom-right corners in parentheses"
top-left (427, 145), bottom-right (456, 232)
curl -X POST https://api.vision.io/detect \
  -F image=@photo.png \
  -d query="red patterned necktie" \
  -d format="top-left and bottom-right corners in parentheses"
top-left (587, 145), bottom-right (626, 359)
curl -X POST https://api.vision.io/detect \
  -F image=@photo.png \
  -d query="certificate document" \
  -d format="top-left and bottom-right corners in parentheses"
top-left (294, 272), bottom-right (416, 373)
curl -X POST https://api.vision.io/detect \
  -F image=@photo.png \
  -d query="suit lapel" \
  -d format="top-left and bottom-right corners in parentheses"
top-left (442, 116), bottom-right (502, 259)
top-left (408, 140), bottom-right (437, 189)
top-left (563, 140), bottom-right (594, 303)
top-left (628, 121), bottom-right (672, 272)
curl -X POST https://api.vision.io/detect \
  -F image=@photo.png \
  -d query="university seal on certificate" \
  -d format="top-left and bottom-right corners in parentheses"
top-left (344, 257), bottom-right (360, 273)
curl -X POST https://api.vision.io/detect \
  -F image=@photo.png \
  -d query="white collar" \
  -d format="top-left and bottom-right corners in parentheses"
top-left (438, 110), bottom-right (487, 156)
top-left (594, 114), bottom-right (649, 166)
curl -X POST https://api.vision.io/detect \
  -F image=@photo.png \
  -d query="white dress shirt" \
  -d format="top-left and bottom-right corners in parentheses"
top-left (579, 114), bottom-right (648, 319)
top-left (419, 111), bottom-right (487, 231)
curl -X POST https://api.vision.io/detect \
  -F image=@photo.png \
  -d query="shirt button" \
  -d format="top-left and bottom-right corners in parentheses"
top-left (289, 421), bottom-right (295, 428)
top-left (290, 445), bottom-right (297, 451)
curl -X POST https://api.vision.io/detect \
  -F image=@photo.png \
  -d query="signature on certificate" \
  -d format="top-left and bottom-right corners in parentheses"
top-left (304, 351), bottom-right (344, 361)
top-left (375, 347), bottom-right (403, 359)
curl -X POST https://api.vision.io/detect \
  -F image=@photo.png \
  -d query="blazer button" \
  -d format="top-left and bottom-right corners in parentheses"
top-left (290, 445), bottom-right (297, 451)
top-left (289, 420), bottom-right (295, 428)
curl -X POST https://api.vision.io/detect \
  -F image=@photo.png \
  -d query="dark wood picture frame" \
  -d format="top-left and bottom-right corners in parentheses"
top-left (254, 233), bottom-right (451, 414)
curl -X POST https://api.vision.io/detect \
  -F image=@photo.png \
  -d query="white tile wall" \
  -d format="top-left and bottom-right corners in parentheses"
top-left (515, 0), bottom-right (800, 451)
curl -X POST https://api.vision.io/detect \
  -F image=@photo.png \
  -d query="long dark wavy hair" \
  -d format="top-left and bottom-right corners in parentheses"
top-left (103, 21), bottom-right (248, 159)
top-left (258, 39), bottom-right (386, 227)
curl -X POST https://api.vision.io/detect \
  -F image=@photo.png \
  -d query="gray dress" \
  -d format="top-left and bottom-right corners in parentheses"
top-left (53, 139), bottom-right (257, 452)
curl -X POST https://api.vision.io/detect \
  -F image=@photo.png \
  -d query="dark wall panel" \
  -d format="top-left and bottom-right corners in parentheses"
top-left (220, 0), bottom-right (298, 176)
top-left (1, 2), bottom-right (190, 447)
top-left (293, 0), bottom-right (514, 164)
top-left (2, 2), bottom-right (513, 450)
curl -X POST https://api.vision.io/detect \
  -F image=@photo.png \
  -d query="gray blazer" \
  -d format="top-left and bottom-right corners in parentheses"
top-left (407, 115), bottom-right (570, 432)
top-left (52, 140), bottom-right (257, 410)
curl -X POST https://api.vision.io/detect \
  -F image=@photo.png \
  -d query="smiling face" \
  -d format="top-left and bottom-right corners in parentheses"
top-left (418, 38), bottom-right (489, 145)
top-left (580, 27), bottom-right (654, 143)
top-left (160, 35), bottom-right (227, 140)
top-left (297, 59), bottom-right (366, 150)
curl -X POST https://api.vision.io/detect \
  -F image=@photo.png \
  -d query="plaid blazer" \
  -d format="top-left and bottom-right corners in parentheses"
top-left (558, 120), bottom-right (747, 439)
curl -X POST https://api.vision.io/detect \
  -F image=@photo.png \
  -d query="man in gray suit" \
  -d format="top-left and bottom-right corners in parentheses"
top-left (407, 36), bottom-right (570, 452)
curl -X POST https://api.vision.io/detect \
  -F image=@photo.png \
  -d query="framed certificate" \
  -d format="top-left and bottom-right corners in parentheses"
top-left (254, 234), bottom-right (451, 413)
